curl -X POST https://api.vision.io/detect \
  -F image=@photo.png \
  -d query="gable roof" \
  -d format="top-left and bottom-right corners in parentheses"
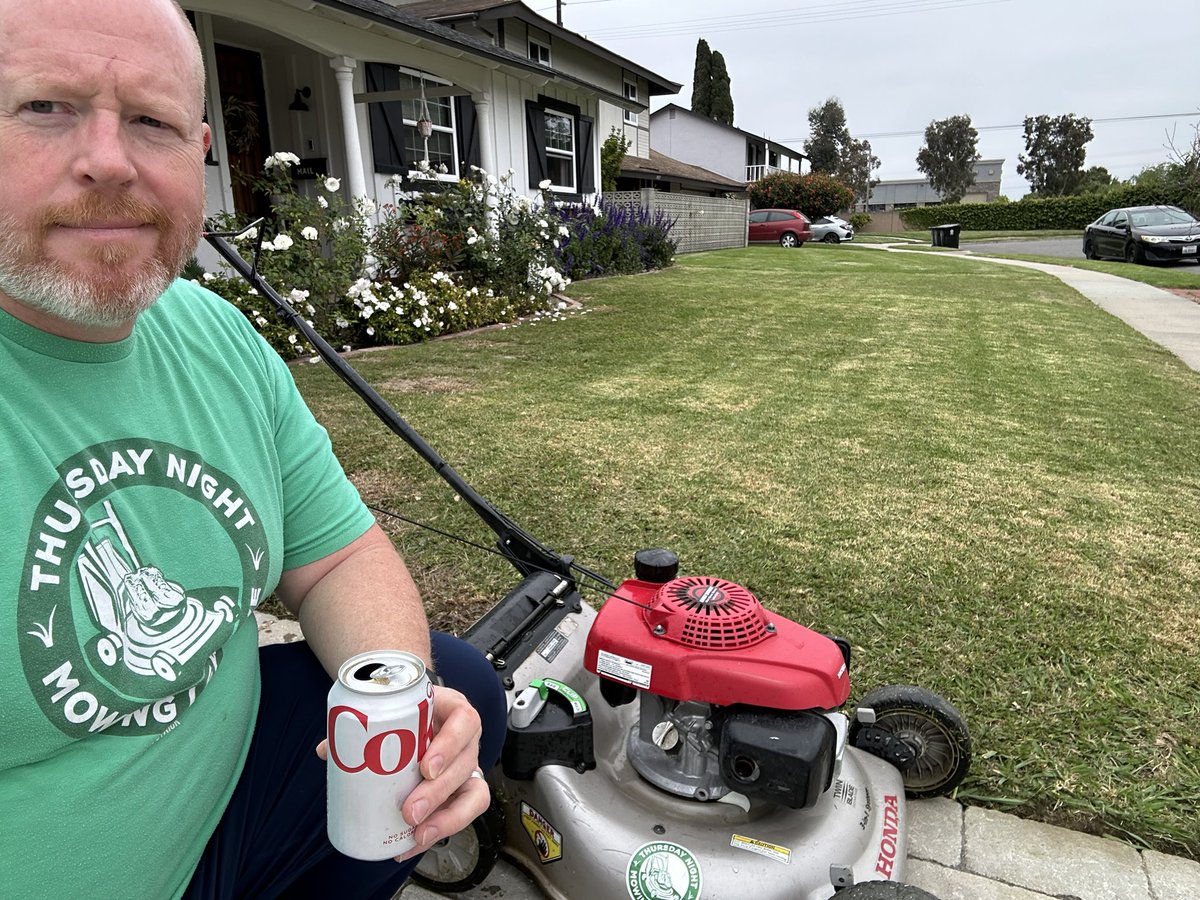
top-left (310, 0), bottom-right (643, 108)
top-left (651, 103), bottom-right (806, 162)
top-left (395, 0), bottom-right (681, 96)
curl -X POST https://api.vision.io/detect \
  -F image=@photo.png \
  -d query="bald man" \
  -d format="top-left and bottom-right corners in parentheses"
top-left (0, 1), bottom-right (505, 897)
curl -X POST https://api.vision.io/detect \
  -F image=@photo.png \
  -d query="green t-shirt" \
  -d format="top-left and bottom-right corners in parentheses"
top-left (0, 280), bottom-right (375, 899)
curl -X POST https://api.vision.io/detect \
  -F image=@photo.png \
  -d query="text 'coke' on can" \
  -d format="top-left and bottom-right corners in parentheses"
top-left (327, 649), bottom-right (435, 860)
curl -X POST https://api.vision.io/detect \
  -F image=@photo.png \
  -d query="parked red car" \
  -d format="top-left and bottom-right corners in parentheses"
top-left (748, 208), bottom-right (812, 248)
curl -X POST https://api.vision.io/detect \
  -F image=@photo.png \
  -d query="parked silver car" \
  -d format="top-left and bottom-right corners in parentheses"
top-left (809, 215), bottom-right (854, 244)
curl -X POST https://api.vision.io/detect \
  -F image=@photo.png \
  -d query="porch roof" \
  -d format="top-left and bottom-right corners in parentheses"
top-left (621, 150), bottom-right (746, 192)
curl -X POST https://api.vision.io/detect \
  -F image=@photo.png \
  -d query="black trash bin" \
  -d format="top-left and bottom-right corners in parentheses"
top-left (930, 224), bottom-right (961, 248)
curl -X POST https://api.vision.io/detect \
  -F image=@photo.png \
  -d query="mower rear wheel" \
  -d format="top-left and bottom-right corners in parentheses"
top-left (411, 799), bottom-right (505, 893)
top-left (850, 684), bottom-right (971, 798)
top-left (836, 882), bottom-right (940, 899)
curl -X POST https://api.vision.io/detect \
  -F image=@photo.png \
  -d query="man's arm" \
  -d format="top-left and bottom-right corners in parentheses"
top-left (275, 523), bottom-right (488, 860)
top-left (275, 523), bottom-right (431, 674)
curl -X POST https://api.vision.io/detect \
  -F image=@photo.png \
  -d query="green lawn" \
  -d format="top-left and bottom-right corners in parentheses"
top-left (290, 247), bottom-right (1200, 860)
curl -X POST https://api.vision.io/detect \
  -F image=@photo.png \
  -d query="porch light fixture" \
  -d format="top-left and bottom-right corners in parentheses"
top-left (288, 86), bottom-right (311, 112)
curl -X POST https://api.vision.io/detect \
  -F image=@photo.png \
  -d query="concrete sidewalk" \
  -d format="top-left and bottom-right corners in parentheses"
top-left (256, 613), bottom-right (1200, 900)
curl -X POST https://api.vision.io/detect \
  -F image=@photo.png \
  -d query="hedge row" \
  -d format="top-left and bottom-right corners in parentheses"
top-left (898, 184), bottom-right (1198, 231)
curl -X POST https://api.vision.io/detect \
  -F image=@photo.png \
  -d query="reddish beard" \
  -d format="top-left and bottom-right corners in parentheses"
top-left (0, 191), bottom-right (202, 328)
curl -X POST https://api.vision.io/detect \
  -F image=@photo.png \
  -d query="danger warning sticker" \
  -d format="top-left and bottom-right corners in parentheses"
top-left (521, 802), bottom-right (563, 864)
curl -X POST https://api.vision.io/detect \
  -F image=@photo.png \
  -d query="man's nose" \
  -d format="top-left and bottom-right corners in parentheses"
top-left (72, 113), bottom-right (138, 187)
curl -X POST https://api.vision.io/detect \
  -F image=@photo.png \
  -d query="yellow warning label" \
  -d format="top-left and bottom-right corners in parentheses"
top-left (730, 833), bottom-right (792, 864)
top-left (521, 801), bottom-right (563, 864)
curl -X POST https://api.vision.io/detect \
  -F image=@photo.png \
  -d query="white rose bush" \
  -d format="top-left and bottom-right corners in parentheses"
top-left (198, 153), bottom-right (673, 360)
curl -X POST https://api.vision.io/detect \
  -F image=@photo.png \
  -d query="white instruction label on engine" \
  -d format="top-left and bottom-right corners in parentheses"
top-left (596, 649), bottom-right (652, 690)
top-left (730, 833), bottom-right (792, 865)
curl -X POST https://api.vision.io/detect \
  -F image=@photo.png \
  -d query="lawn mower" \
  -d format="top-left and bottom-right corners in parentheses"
top-left (205, 227), bottom-right (971, 900)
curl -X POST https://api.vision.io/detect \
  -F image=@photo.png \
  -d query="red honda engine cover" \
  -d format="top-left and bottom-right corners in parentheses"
top-left (584, 576), bottom-right (851, 710)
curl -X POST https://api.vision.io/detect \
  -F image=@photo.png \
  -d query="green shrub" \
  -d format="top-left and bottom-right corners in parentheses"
top-left (749, 172), bottom-right (855, 218)
top-left (898, 182), bottom-right (1198, 231)
top-left (848, 212), bottom-right (871, 231)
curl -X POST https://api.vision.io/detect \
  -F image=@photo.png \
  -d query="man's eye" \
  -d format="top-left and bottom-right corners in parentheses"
top-left (26, 100), bottom-right (58, 113)
top-left (138, 115), bottom-right (165, 128)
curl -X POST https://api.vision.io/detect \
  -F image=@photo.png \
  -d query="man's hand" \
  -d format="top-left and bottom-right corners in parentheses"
top-left (316, 684), bottom-right (488, 862)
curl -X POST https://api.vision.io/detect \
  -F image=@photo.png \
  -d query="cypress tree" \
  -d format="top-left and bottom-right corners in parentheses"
top-left (709, 51), bottom-right (733, 126)
top-left (691, 38), bottom-right (712, 117)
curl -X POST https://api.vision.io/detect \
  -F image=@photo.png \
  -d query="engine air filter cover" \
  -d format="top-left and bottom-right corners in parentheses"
top-left (646, 576), bottom-right (770, 649)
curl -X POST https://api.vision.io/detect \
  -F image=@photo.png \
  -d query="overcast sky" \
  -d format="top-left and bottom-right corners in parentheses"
top-left (537, 0), bottom-right (1199, 198)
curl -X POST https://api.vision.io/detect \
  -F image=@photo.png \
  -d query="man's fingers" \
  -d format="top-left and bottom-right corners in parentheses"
top-left (314, 738), bottom-right (328, 761)
top-left (392, 769), bottom-right (490, 863)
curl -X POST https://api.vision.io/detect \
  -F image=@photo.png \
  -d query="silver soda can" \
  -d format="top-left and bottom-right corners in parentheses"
top-left (327, 649), bottom-right (435, 860)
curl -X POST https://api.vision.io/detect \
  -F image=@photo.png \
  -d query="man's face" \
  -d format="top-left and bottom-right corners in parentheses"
top-left (0, 0), bottom-right (211, 337)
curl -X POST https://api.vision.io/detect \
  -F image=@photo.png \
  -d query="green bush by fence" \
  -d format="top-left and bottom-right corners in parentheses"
top-left (898, 184), bottom-right (1198, 231)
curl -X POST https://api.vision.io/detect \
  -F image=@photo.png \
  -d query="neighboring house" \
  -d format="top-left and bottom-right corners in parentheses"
top-left (617, 150), bottom-right (745, 197)
top-left (185, 0), bottom-right (677, 242)
top-left (866, 159), bottom-right (1005, 211)
top-left (396, 1), bottom-right (680, 162)
top-left (649, 104), bottom-right (807, 187)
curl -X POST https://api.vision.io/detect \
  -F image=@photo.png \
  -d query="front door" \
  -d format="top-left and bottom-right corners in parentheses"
top-left (215, 44), bottom-right (271, 221)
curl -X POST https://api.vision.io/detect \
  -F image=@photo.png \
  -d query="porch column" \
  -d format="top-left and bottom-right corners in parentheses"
top-left (329, 56), bottom-right (368, 201)
top-left (471, 93), bottom-right (497, 179)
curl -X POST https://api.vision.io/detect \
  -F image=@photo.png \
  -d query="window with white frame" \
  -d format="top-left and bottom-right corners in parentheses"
top-left (529, 35), bottom-right (552, 67)
top-left (623, 80), bottom-right (639, 125)
top-left (544, 110), bottom-right (575, 191)
top-left (525, 97), bottom-right (594, 197)
top-left (365, 63), bottom-right (459, 179)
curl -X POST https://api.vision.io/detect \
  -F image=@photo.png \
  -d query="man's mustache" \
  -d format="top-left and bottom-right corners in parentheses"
top-left (40, 193), bottom-right (171, 231)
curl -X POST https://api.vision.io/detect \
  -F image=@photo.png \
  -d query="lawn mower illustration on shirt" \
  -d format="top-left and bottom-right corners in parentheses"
top-left (77, 500), bottom-right (235, 683)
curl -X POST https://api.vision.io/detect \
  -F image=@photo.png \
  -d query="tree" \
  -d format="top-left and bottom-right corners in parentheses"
top-left (1073, 165), bottom-right (1118, 195)
top-left (1016, 114), bottom-right (1094, 196)
top-left (600, 127), bottom-right (631, 193)
top-left (691, 39), bottom-right (713, 118)
top-left (709, 51), bottom-right (734, 126)
top-left (803, 98), bottom-right (850, 175)
top-left (915, 114), bottom-right (980, 203)
top-left (838, 136), bottom-right (880, 208)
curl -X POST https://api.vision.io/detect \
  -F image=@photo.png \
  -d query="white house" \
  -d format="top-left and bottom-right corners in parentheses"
top-left (185, 0), bottom-right (678, 240)
top-left (649, 104), bottom-right (807, 187)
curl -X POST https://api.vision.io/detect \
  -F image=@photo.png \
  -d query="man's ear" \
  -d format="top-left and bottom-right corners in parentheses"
top-left (202, 121), bottom-right (212, 155)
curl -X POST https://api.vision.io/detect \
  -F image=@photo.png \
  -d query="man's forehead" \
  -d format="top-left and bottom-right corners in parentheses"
top-left (0, 4), bottom-right (202, 112)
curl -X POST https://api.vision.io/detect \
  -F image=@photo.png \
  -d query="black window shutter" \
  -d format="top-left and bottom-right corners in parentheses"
top-left (366, 63), bottom-right (408, 175)
top-left (454, 95), bottom-right (481, 175)
top-left (526, 100), bottom-right (547, 188)
top-left (576, 115), bottom-right (595, 193)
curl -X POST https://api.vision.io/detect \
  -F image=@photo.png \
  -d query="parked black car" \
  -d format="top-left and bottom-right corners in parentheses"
top-left (1082, 205), bottom-right (1200, 264)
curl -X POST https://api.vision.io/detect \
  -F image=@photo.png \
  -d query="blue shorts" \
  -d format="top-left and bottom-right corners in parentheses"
top-left (184, 634), bottom-right (507, 899)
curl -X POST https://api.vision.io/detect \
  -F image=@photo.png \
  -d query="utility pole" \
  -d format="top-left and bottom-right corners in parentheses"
top-left (557, 0), bottom-right (563, 26)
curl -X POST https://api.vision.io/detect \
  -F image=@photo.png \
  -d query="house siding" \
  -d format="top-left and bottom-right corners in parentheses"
top-left (650, 110), bottom-right (746, 184)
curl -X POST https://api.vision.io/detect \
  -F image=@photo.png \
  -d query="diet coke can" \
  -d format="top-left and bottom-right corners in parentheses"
top-left (327, 649), bottom-right (435, 860)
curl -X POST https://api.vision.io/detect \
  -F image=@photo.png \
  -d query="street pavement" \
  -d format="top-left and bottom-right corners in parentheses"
top-left (259, 255), bottom-right (1200, 899)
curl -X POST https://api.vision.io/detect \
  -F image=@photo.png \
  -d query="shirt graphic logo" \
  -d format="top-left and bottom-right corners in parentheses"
top-left (18, 440), bottom-right (270, 738)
